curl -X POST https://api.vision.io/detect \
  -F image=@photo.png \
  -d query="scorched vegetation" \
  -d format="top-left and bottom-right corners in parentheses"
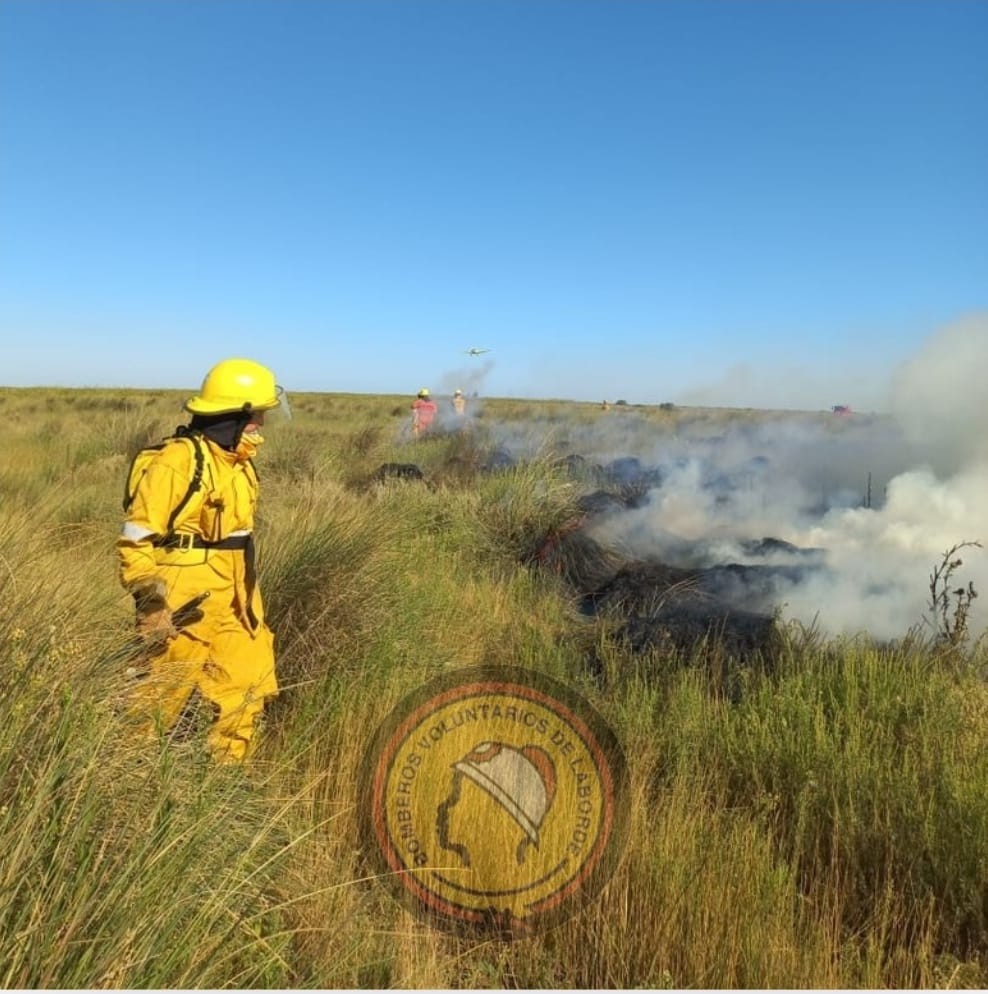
top-left (0, 386), bottom-right (985, 988)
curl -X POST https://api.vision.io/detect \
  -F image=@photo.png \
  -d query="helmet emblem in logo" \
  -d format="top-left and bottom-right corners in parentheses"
top-left (359, 666), bottom-right (630, 937)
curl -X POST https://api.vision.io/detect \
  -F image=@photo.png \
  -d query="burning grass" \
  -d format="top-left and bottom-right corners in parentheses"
top-left (0, 385), bottom-right (985, 987)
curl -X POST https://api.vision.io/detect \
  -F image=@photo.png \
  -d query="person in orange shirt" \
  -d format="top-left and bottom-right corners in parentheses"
top-left (411, 388), bottom-right (438, 437)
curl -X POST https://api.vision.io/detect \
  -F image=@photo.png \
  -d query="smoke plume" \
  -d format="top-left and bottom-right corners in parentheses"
top-left (492, 314), bottom-right (988, 642)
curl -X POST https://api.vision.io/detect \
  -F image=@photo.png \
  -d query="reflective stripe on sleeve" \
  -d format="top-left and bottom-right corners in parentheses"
top-left (121, 521), bottom-right (156, 541)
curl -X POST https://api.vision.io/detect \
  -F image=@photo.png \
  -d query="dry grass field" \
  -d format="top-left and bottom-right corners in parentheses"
top-left (0, 385), bottom-right (985, 988)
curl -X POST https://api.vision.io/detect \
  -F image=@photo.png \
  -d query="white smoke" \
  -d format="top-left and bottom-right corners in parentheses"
top-left (782, 463), bottom-right (988, 639)
top-left (780, 314), bottom-right (988, 639)
top-left (437, 358), bottom-right (495, 400)
top-left (889, 314), bottom-right (988, 474)
top-left (488, 314), bottom-right (988, 642)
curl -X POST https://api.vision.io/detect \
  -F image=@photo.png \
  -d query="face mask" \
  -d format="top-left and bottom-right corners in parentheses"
top-left (235, 429), bottom-right (264, 462)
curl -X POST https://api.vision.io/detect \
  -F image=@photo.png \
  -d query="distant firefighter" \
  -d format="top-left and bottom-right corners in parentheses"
top-left (411, 388), bottom-right (438, 437)
top-left (452, 388), bottom-right (466, 416)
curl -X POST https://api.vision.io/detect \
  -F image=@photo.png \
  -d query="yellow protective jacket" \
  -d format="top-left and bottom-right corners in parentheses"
top-left (118, 434), bottom-right (267, 634)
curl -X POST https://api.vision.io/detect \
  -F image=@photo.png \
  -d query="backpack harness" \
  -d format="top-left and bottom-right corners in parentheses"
top-left (122, 425), bottom-right (207, 547)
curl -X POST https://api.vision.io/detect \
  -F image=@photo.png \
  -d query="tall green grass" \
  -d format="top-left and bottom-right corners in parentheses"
top-left (0, 386), bottom-right (984, 987)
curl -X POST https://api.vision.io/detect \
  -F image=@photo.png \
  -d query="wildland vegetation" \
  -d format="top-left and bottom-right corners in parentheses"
top-left (1, 385), bottom-right (986, 989)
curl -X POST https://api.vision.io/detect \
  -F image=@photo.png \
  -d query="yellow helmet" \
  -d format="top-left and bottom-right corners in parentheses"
top-left (185, 358), bottom-right (282, 415)
top-left (454, 388), bottom-right (463, 396)
top-left (417, 388), bottom-right (431, 398)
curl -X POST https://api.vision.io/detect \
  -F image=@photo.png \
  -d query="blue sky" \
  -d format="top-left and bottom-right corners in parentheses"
top-left (1, 0), bottom-right (985, 408)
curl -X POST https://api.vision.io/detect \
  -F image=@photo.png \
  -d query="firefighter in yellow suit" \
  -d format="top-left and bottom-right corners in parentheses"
top-left (118, 358), bottom-right (284, 762)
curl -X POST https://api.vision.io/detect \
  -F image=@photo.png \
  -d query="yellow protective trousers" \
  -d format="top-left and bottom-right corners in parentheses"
top-left (125, 601), bottom-right (277, 762)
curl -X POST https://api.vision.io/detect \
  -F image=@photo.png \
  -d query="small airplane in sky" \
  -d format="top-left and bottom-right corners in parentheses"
top-left (464, 347), bottom-right (491, 356)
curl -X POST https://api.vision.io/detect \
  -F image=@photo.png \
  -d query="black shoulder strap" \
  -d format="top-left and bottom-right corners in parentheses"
top-left (166, 427), bottom-right (206, 534)
top-left (122, 442), bottom-right (165, 511)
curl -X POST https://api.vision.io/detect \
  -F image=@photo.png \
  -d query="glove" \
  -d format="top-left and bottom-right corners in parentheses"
top-left (131, 579), bottom-right (176, 643)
